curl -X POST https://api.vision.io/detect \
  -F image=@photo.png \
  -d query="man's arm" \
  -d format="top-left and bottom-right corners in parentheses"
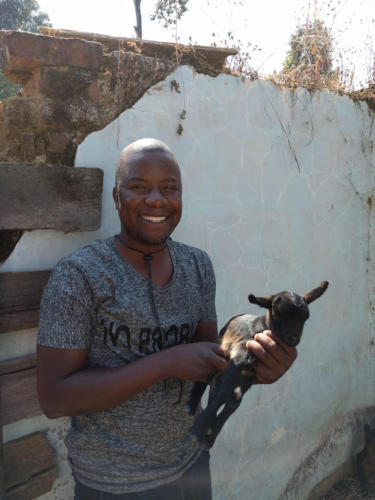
top-left (192, 321), bottom-right (219, 343)
top-left (37, 340), bottom-right (227, 419)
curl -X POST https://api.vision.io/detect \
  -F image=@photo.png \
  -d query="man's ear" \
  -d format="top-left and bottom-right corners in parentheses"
top-left (113, 187), bottom-right (119, 210)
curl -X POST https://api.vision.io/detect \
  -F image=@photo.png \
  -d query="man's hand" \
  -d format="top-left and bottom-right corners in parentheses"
top-left (166, 342), bottom-right (228, 382)
top-left (245, 330), bottom-right (297, 384)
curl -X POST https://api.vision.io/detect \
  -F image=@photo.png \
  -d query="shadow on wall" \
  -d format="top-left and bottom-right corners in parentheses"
top-left (281, 406), bottom-right (375, 500)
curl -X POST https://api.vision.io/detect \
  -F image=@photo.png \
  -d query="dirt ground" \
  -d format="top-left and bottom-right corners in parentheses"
top-left (321, 476), bottom-right (375, 499)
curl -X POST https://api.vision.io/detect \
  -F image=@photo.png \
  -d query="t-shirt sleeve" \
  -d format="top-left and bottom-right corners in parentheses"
top-left (38, 259), bottom-right (94, 349)
top-left (200, 251), bottom-right (217, 323)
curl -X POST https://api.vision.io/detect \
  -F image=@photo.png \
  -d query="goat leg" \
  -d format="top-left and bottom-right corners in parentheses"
top-left (203, 398), bottom-right (241, 448)
top-left (203, 373), bottom-right (254, 448)
top-left (190, 363), bottom-right (239, 443)
top-left (186, 381), bottom-right (207, 415)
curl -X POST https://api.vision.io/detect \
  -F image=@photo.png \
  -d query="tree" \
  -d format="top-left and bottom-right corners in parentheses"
top-left (0, 0), bottom-right (51, 31)
top-left (276, 18), bottom-right (339, 89)
top-left (0, 0), bottom-right (51, 100)
top-left (283, 19), bottom-right (333, 76)
top-left (151, 0), bottom-right (189, 30)
top-left (133, 0), bottom-right (142, 38)
top-left (132, 0), bottom-right (189, 39)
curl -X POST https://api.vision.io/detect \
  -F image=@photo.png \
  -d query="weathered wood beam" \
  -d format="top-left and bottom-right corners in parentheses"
top-left (0, 377), bottom-right (4, 499)
top-left (0, 163), bottom-right (103, 232)
top-left (0, 271), bottom-right (51, 334)
top-left (0, 354), bottom-right (36, 376)
top-left (4, 432), bottom-right (57, 500)
top-left (0, 354), bottom-right (40, 425)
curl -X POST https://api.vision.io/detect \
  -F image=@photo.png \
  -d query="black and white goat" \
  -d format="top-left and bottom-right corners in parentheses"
top-left (187, 281), bottom-right (329, 448)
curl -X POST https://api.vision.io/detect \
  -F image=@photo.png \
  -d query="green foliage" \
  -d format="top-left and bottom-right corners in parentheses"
top-left (273, 18), bottom-right (340, 90)
top-left (151, 0), bottom-right (189, 28)
top-left (283, 19), bottom-right (333, 76)
top-left (0, 72), bottom-right (20, 100)
top-left (0, 0), bottom-right (51, 32)
top-left (0, 0), bottom-right (51, 101)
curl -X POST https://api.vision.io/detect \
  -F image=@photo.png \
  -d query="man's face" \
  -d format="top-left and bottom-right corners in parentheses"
top-left (113, 149), bottom-right (182, 249)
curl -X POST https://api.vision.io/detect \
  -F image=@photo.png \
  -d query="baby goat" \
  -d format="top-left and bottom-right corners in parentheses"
top-left (188, 281), bottom-right (329, 449)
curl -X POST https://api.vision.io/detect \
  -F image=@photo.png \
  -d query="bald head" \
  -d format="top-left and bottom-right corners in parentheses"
top-left (115, 138), bottom-right (179, 188)
top-left (113, 138), bottom-right (182, 247)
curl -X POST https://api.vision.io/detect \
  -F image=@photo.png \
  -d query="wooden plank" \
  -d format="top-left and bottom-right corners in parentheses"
top-left (5, 469), bottom-right (57, 500)
top-left (0, 360), bottom-right (41, 425)
top-left (0, 376), bottom-right (4, 500)
top-left (4, 432), bottom-right (57, 500)
top-left (0, 163), bottom-right (103, 232)
top-left (38, 27), bottom-right (238, 70)
top-left (0, 271), bottom-right (51, 334)
top-left (0, 354), bottom-right (36, 376)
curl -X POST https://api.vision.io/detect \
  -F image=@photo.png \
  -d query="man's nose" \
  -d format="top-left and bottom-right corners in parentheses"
top-left (145, 187), bottom-right (167, 205)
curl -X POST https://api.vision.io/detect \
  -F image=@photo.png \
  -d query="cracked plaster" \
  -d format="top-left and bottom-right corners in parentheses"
top-left (1, 66), bottom-right (374, 499)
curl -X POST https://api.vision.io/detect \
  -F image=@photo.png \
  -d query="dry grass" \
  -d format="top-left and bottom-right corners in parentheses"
top-left (268, 64), bottom-right (344, 91)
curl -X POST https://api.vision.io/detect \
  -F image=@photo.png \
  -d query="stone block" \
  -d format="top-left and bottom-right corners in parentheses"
top-left (23, 66), bottom-right (95, 100)
top-left (0, 31), bottom-right (104, 82)
top-left (46, 131), bottom-right (76, 165)
top-left (2, 98), bottom-right (70, 132)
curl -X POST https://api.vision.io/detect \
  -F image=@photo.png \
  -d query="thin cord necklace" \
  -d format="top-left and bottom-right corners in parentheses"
top-left (115, 234), bottom-right (166, 332)
top-left (115, 234), bottom-right (184, 404)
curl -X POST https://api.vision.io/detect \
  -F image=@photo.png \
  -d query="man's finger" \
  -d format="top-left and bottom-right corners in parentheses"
top-left (261, 330), bottom-right (298, 361)
top-left (248, 332), bottom-right (296, 366)
top-left (211, 352), bottom-right (228, 372)
top-left (246, 339), bottom-right (280, 370)
top-left (212, 344), bottom-right (228, 358)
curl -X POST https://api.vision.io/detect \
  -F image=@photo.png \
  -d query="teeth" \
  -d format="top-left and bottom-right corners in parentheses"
top-left (143, 216), bottom-right (167, 223)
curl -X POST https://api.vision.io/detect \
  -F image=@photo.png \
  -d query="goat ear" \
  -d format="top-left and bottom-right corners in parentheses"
top-left (248, 294), bottom-right (272, 309)
top-left (303, 281), bottom-right (329, 304)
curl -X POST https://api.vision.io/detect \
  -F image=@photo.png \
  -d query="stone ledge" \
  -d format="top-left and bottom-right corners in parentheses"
top-left (38, 27), bottom-right (237, 73)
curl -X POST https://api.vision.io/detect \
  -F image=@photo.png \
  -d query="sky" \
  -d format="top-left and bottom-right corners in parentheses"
top-left (36, 0), bottom-right (375, 88)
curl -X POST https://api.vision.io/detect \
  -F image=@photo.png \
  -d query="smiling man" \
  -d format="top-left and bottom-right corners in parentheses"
top-left (37, 138), bottom-right (297, 500)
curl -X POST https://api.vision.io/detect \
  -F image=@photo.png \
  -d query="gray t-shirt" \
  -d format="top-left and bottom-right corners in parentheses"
top-left (38, 237), bottom-right (217, 494)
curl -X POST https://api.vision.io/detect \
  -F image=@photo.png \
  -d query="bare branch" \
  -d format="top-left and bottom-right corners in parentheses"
top-left (133, 0), bottom-right (142, 39)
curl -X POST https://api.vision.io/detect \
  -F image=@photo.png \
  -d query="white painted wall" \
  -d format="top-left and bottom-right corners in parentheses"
top-left (1, 67), bottom-right (374, 500)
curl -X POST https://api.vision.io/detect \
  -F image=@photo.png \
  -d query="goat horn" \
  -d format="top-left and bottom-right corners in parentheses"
top-left (248, 294), bottom-right (272, 309)
top-left (303, 281), bottom-right (329, 304)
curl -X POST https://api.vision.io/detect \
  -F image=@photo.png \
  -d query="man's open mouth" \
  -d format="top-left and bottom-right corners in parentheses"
top-left (142, 216), bottom-right (167, 223)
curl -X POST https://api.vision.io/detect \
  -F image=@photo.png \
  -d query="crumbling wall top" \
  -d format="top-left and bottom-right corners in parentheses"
top-left (38, 27), bottom-right (237, 73)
